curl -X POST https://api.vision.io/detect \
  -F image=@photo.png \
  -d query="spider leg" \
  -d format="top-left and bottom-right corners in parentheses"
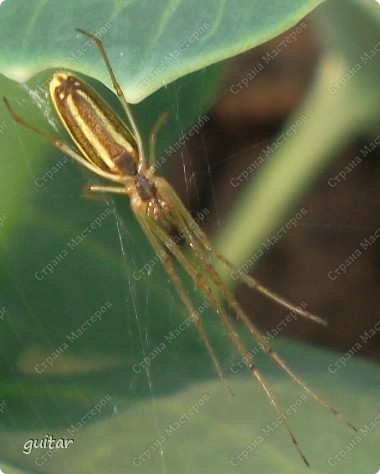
top-left (136, 212), bottom-right (233, 396)
top-left (156, 177), bottom-right (326, 325)
top-left (208, 250), bottom-right (327, 326)
top-left (159, 179), bottom-right (357, 433)
top-left (149, 212), bottom-right (310, 466)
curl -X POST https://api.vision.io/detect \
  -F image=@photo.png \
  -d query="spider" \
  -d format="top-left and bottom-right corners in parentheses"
top-left (3, 29), bottom-right (356, 466)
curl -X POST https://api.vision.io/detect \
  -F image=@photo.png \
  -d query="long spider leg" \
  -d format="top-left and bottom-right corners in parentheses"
top-left (136, 213), bottom-right (233, 396)
top-left (157, 180), bottom-right (356, 432)
top-left (207, 251), bottom-right (327, 326)
top-left (151, 213), bottom-right (310, 466)
top-left (185, 216), bottom-right (357, 430)
top-left (156, 177), bottom-right (325, 326)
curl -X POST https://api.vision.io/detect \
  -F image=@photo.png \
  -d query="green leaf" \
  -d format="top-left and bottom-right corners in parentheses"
top-left (0, 340), bottom-right (378, 473)
top-left (0, 0), bottom-right (326, 102)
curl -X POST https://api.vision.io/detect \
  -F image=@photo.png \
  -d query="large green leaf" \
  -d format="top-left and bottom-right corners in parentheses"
top-left (0, 0), bottom-right (326, 102)
top-left (0, 338), bottom-right (379, 473)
